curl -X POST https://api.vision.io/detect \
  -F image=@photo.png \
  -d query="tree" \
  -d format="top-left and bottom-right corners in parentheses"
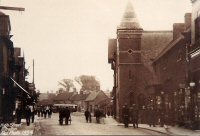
top-left (58, 79), bottom-right (75, 92)
top-left (75, 75), bottom-right (100, 91)
top-left (32, 90), bottom-right (40, 103)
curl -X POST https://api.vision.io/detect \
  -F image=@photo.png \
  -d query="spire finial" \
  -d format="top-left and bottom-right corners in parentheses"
top-left (119, 1), bottom-right (141, 29)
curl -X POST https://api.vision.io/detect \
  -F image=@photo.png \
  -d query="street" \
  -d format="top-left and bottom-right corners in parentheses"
top-left (33, 112), bottom-right (162, 135)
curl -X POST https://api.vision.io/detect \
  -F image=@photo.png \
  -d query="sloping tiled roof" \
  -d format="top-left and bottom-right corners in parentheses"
top-left (152, 28), bottom-right (191, 63)
top-left (85, 91), bottom-right (100, 101)
top-left (97, 98), bottom-right (112, 106)
top-left (153, 36), bottom-right (184, 63)
top-left (37, 99), bottom-right (53, 106)
top-left (39, 93), bottom-right (49, 101)
top-left (140, 30), bottom-right (173, 85)
top-left (70, 93), bottom-right (89, 101)
top-left (53, 92), bottom-right (73, 101)
top-left (141, 31), bottom-right (173, 62)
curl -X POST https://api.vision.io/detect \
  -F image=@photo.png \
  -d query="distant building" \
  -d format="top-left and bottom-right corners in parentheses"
top-left (53, 92), bottom-right (74, 104)
top-left (69, 92), bottom-right (89, 111)
top-left (84, 90), bottom-right (109, 113)
top-left (108, 2), bottom-right (173, 122)
top-left (38, 93), bottom-right (49, 101)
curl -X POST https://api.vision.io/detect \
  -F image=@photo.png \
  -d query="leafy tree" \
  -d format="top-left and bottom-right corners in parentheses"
top-left (75, 75), bottom-right (100, 91)
top-left (58, 79), bottom-right (75, 92)
top-left (32, 90), bottom-right (40, 103)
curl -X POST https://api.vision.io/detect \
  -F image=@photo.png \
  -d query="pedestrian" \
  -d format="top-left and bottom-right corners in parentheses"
top-left (122, 104), bottom-right (129, 128)
top-left (44, 106), bottom-right (47, 119)
top-left (59, 107), bottom-right (65, 125)
top-left (148, 107), bottom-right (156, 127)
top-left (48, 106), bottom-right (52, 118)
top-left (89, 112), bottom-right (92, 123)
top-left (95, 108), bottom-right (101, 123)
top-left (37, 107), bottom-right (41, 117)
top-left (29, 105), bottom-right (35, 123)
top-left (130, 104), bottom-right (139, 128)
top-left (41, 107), bottom-right (44, 117)
top-left (160, 110), bottom-right (164, 127)
top-left (100, 109), bottom-right (106, 124)
top-left (107, 111), bottom-right (110, 117)
top-left (15, 105), bottom-right (22, 124)
top-left (64, 107), bottom-right (71, 125)
top-left (25, 106), bottom-right (31, 126)
top-left (84, 109), bottom-right (90, 123)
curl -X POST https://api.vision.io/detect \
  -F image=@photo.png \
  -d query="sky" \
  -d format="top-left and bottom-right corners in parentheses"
top-left (1, 0), bottom-right (192, 93)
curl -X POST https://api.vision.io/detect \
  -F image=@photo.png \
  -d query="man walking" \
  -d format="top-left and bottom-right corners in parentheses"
top-left (84, 109), bottom-right (90, 123)
top-left (122, 104), bottom-right (129, 128)
top-left (65, 107), bottom-right (71, 125)
top-left (15, 105), bottom-right (22, 124)
top-left (148, 107), bottom-right (156, 127)
top-left (25, 106), bottom-right (31, 126)
top-left (131, 104), bottom-right (139, 128)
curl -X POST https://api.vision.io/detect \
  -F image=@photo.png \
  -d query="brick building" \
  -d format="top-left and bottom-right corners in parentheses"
top-left (152, 13), bottom-right (192, 126)
top-left (188, 0), bottom-right (200, 129)
top-left (0, 11), bottom-right (32, 124)
top-left (84, 90), bottom-right (108, 113)
top-left (0, 11), bottom-right (15, 123)
top-left (108, 3), bottom-right (172, 122)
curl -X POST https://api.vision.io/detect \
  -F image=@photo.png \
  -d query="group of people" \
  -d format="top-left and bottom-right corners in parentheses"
top-left (59, 107), bottom-right (71, 125)
top-left (36, 106), bottom-right (53, 119)
top-left (122, 104), bottom-right (139, 128)
top-left (84, 108), bottom-right (110, 124)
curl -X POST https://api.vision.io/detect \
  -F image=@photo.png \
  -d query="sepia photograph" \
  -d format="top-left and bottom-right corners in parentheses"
top-left (0, 0), bottom-right (199, 135)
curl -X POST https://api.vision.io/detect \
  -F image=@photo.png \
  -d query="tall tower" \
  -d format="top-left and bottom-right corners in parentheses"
top-left (116, 2), bottom-right (143, 121)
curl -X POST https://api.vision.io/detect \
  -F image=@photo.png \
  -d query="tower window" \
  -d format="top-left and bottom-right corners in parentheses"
top-left (128, 49), bottom-right (133, 54)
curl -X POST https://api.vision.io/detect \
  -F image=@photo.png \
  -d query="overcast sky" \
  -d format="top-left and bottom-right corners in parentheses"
top-left (1, 0), bottom-right (192, 93)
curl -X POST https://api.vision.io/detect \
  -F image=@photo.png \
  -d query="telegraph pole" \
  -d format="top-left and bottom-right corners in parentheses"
top-left (33, 59), bottom-right (34, 84)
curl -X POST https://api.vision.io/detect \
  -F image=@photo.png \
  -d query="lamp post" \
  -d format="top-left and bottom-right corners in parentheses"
top-left (189, 81), bottom-right (196, 129)
top-left (160, 91), bottom-right (165, 127)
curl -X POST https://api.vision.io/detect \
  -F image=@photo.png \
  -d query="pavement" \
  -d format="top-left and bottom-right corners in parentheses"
top-left (0, 118), bottom-right (37, 135)
top-left (116, 121), bottom-right (200, 136)
top-left (65, 112), bottom-right (200, 135)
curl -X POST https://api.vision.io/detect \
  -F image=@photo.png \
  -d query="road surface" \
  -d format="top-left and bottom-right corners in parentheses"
top-left (33, 112), bottom-right (163, 135)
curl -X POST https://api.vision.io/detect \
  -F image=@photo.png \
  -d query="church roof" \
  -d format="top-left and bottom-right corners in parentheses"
top-left (119, 2), bottom-right (141, 29)
top-left (152, 28), bottom-right (191, 63)
top-left (141, 30), bottom-right (173, 85)
top-left (141, 31), bottom-right (173, 65)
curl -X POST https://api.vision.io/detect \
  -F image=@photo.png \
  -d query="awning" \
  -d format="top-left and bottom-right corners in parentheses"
top-left (10, 77), bottom-right (31, 96)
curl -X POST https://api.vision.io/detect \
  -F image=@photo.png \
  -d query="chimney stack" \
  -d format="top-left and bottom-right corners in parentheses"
top-left (173, 23), bottom-right (186, 40)
top-left (185, 13), bottom-right (191, 29)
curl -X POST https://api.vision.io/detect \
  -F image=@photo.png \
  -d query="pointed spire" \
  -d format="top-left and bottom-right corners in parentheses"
top-left (119, 2), bottom-right (141, 29)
